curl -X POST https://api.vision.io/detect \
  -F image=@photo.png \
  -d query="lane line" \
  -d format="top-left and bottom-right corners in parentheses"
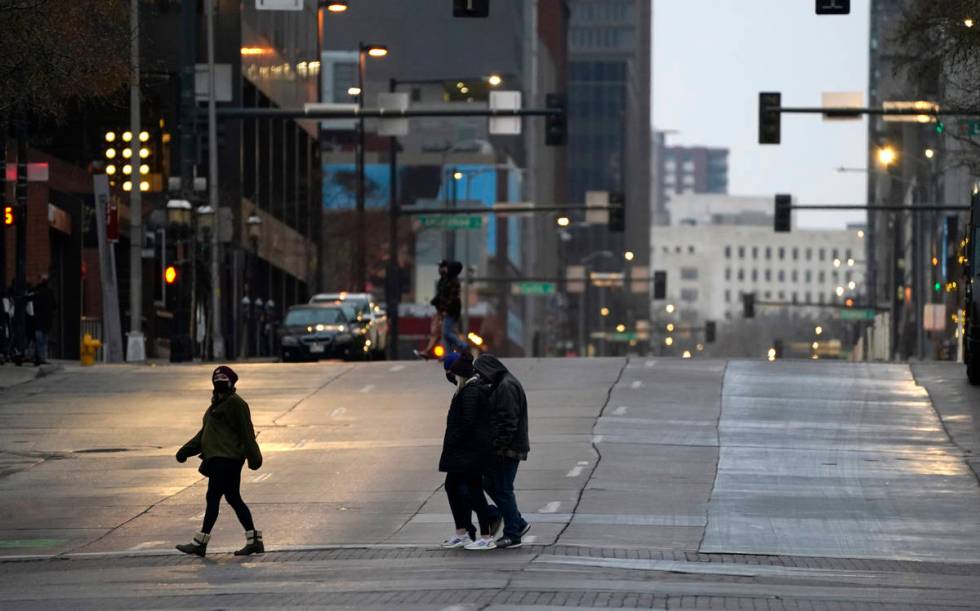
top-left (389, 364), bottom-right (405, 372)
top-left (538, 501), bottom-right (561, 513)
top-left (645, 360), bottom-right (656, 368)
top-left (359, 384), bottom-right (375, 393)
top-left (251, 473), bottom-right (272, 483)
top-left (566, 466), bottom-right (584, 477)
top-left (330, 407), bottom-right (347, 418)
top-left (630, 380), bottom-right (643, 389)
top-left (127, 541), bottom-right (166, 551)
top-left (577, 460), bottom-right (590, 466)
top-left (612, 405), bottom-right (629, 416)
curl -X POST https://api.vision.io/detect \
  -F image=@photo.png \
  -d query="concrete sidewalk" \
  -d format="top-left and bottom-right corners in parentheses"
top-left (0, 361), bottom-right (61, 391)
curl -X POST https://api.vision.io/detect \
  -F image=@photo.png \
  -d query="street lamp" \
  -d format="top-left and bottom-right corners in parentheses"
top-left (487, 74), bottom-right (503, 87)
top-left (665, 303), bottom-right (675, 314)
top-left (354, 42), bottom-right (389, 292)
top-left (323, 0), bottom-right (348, 11)
top-left (556, 215), bottom-right (571, 227)
top-left (876, 145), bottom-right (897, 168)
top-left (624, 250), bottom-right (635, 261)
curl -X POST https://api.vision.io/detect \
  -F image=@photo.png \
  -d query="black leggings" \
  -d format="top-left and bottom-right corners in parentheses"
top-left (202, 457), bottom-right (255, 534)
top-left (445, 471), bottom-right (493, 536)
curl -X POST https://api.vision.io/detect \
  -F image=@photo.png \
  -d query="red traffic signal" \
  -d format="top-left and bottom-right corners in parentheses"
top-left (164, 265), bottom-right (178, 285)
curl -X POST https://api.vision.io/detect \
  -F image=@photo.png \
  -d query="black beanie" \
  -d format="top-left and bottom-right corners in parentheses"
top-left (212, 365), bottom-right (238, 392)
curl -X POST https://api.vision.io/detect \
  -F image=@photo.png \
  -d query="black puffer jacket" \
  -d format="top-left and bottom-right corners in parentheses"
top-left (431, 261), bottom-right (463, 318)
top-left (438, 379), bottom-right (492, 473)
top-left (474, 354), bottom-right (529, 460)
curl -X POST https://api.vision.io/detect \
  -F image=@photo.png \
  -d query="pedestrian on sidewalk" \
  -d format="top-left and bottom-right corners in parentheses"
top-left (438, 351), bottom-right (501, 550)
top-left (175, 366), bottom-right (265, 557)
top-left (474, 353), bottom-right (531, 549)
top-left (28, 274), bottom-right (55, 366)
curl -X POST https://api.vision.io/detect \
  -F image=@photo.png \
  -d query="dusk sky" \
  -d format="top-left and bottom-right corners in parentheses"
top-left (653, 0), bottom-right (871, 228)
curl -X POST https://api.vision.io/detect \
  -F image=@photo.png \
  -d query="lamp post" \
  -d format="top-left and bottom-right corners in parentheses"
top-left (196, 205), bottom-right (215, 358)
top-left (166, 200), bottom-right (193, 362)
top-left (580, 250), bottom-right (616, 357)
top-left (354, 42), bottom-right (388, 293)
top-left (246, 214), bottom-right (262, 359)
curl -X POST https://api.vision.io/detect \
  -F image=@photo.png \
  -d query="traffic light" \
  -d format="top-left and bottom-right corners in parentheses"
top-left (164, 265), bottom-right (178, 285)
top-left (705, 320), bottom-right (716, 343)
top-left (3, 206), bottom-right (12, 226)
top-left (608, 191), bottom-right (625, 232)
top-left (774, 193), bottom-right (792, 232)
top-left (742, 292), bottom-right (756, 318)
top-left (453, 0), bottom-right (489, 17)
top-left (653, 270), bottom-right (667, 300)
top-left (545, 93), bottom-right (566, 146)
top-left (759, 92), bottom-right (781, 144)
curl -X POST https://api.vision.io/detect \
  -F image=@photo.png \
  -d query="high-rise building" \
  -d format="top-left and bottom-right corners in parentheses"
top-left (652, 141), bottom-right (729, 224)
top-left (321, 0), bottom-right (569, 356)
top-left (565, 0), bottom-right (652, 354)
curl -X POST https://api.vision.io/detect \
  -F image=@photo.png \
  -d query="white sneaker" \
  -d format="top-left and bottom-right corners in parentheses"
top-left (463, 537), bottom-right (496, 551)
top-left (441, 533), bottom-right (472, 549)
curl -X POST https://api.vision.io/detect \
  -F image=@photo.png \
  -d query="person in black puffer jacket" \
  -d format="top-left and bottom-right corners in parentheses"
top-left (438, 351), bottom-right (500, 550)
top-left (474, 353), bottom-right (530, 549)
top-left (438, 261), bottom-right (468, 353)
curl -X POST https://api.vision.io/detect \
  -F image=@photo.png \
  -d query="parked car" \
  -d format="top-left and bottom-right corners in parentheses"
top-left (309, 292), bottom-right (389, 359)
top-left (279, 304), bottom-right (356, 362)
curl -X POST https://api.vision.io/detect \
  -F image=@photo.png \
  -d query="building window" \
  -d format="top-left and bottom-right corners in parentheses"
top-left (792, 292), bottom-right (798, 303)
top-left (846, 271), bottom-right (852, 282)
top-left (818, 270), bottom-right (826, 283)
top-left (764, 291), bottom-right (772, 299)
top-left (738, 246), bottom-right (745, 259)
top-left (725, 289), bottom-right (731, 303)
top-left (738, 269), bottom-right (744, 281)
top-left (805, 270), bottom-right (812, 283)
top-left (819, 293), bottom-right (825, 304)
top-left (680, 288), bottom-right (698, 302)
top-left (792, 248), bottom-right (799, 261)
top-left (832, 248), bottom-right (839, 260)
top-left (688, 245), bottom-right (695, 254)
top-left (765, 247), bottom-right (772, 260)
top-left (779, 247), bottom-right (785, 260)
top-left (725, 268), bottom-right (731, 281)
top-left (805, 248), bottom-right (812, 261)
top-left (778, 291), bottom-right (785, 300)
top-left (764, 269), bottom-right (771, 282)
top-left (778, 270), bottom-right (785, 282)
top-left (845, 248), bottom-right (853, 260)
top-left (725, 246), bottom-right (731, 258)
top-left (832, 270), bottom-right (839, 280)
top-left (791, 270), bottom-right (798, 282)
top-left (675, 246), bottom-right (681, 253)
top-left (805, 291), bottom-right (812, 303)
top-left (818, 248), bottom-right (825, 262)
top-left (752, 246), bottom-right (758, 260)
top-left (681, 267), bottom-right (698, 280)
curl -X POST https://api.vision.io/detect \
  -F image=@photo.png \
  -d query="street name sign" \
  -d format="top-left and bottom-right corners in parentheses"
top-left (839, 308), bottom-right (875, 321)
top-left (418, 214), bottom-right (483, 230)
top-left (512, 281), bottom-right (556, 296)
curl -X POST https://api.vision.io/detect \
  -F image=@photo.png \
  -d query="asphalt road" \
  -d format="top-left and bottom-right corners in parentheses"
top-left (0, 357), bottom-right (979, 609)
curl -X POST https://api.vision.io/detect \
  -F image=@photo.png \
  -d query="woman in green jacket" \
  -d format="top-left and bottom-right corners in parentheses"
top-left (175, 366), bottom-right (264, 556)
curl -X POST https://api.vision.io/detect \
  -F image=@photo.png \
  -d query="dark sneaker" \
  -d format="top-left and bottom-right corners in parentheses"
top-left (519, 522), bottom-right (531, 537)
top-left (494, 536), bottom-right (522, 549)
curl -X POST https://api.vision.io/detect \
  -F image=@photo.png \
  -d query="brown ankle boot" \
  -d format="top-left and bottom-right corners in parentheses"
top-left (176, 532), bottom-right (210, 557)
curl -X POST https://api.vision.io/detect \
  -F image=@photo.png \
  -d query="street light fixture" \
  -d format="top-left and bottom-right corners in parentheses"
top-left (877, 145), bottom-right (897, 167)
top-left (323, 0), bottom-right (348, 11)
top-left (815, 325), bottom-right (823, 335)
top-left (556, 216), bottom-right (571, 227)
top-left (965, 17), bottom-right (975, 27)
top-left (487, 74), bottom-right (503, 86)
top-left (624, 250), bottom-right (635, 261)
top-left (600, 307), bottom-right (610, 317)
top-left (615, 323), bottom-right (626, 333)
top-left (347, 86), bottom-right (361, 96)
top-left (166, 199), bottom-right (193, 225)
top-left (924, 148), bottom-right (935, 159)
top-left (665, 304), bottom-right (675, 314)
top-left (246, 214), bottom-right (263, 241)
top-left (365, 45), bottom-right (388, 58)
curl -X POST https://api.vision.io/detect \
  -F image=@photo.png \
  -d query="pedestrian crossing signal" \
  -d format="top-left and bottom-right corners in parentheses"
top-left (3, 206), bottom-right (12, 225)
top-left (165, 265), bottom-right (178, 285)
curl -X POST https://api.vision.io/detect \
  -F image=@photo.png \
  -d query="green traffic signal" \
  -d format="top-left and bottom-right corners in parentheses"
top-left (935, 121), bottom-right (945, 134)
top-left (935, 281), bottom-right (942, 292)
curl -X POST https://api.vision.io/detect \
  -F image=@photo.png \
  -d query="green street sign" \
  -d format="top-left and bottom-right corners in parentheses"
top-left (609, 331), bottom-right (637, 342)
top-left (513, 281), bottom-right (556, 296)
top-left (839, 308), bottom-right (876, 321)
top-left (418, 214), bottom-right (483, 230)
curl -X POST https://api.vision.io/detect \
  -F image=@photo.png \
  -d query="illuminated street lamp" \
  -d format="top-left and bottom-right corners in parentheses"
top-left (666, 323), bottom-right (675, 332)
top-left (876, 145), bottom-right (897, 168)
top-left (833, 258), bottom-right (841, 268)
top-left (815, 326), bottom-right (823, 335)
top-left (965, 17), bottom-right (975, 27)
top-left (347, 86), bottom-right (361, 96)
top-left (924, 148), bottom-right (935, 159)
top-left (624, 250), bottom-right (635, 261)
top-left (615, 323), bottom-right (626, 333)
top-left (599, 307), bottom-right (610, 317)
top-left (665, 337), bottom-right (674, 346)
top-left (665, 304), bottom-right (675, 314)
top-left (556, 216), bottom-right (571, 227)
top-left (487, 74), bottom-right (503, 87)
top-left (323, 0), bottom-right (348, 11)
top-left (835, 286), bottom-right (845, 297)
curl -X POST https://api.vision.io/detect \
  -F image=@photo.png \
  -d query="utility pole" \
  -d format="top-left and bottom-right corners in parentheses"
top-left (126, 0), bottom-right (145, 361)
top-left (206, 0), bottom-right (225, 360)
top-left (355, 45), bottom-right (367, 292)
top-left (386, 78), bottom-right (400, 360)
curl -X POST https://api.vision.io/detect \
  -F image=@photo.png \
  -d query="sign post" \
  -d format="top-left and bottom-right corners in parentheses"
top-left (93, 175), bottom-right (125, 362)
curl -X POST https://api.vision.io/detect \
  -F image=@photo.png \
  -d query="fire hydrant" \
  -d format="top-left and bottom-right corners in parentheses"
top-left (80, 333), bottom-right (102, 366)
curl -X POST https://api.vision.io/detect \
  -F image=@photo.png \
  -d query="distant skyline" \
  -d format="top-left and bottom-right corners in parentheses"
top-left (653, 0), bottom-right (870, 229)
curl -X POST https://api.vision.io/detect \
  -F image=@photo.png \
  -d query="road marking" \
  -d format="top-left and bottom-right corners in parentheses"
top-left (389, 364), bottom-right (405, 372)
top-left (644, 360), bottom-right (656, 368)
top-left (630, 380), bottom-right (643, 389)
top-left (577, 460), bottom-right (590, 466)
top-left (330, 407), bottom-right (347, 418)
top-left (360, 384), bottom-right (375, 393)
top-left (128, 541), bottom-right (166, 551)
top-left (612, 405), bottom-right (629, 416)
top-left (592, 435), bottom-right (605, 444)
top-left (251, 473), bottom-right (272, 483)
top-left (566, 466), bottom-right (584, 477)
top-left (538, 501), bottom-right (561, 513)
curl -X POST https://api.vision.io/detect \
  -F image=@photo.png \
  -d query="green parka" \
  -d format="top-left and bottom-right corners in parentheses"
top-left (177, 392), bottom-right (262, 470)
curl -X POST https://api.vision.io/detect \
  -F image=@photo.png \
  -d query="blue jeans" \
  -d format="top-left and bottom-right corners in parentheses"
top-left (34, 330), bottom-right (48, 362)
top-left (483, 456), bottom-right (526, 539)
top-left (442, 315), bottom-right (468, 352)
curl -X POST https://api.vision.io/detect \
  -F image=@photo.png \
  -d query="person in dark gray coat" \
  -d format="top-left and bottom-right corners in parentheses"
top-left (474, 353), bottom-right (530, 548)
top-left (438, 351), bottom-right (500, 550)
